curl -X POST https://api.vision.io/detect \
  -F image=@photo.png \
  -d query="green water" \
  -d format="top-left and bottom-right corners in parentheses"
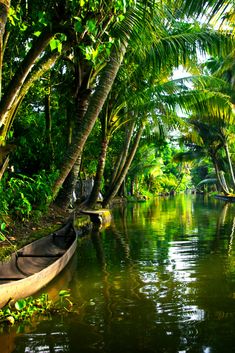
top-left (2, 195), bottom-right (235, 353)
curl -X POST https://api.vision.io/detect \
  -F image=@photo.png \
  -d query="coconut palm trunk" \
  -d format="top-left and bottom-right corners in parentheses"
top-left (224, 140), bottom-right (235, 190)
top-left (0, 49), bottom-right (61, 142)
top-left (109, 119), bottom-right (135, 189)
top-left (52, 42), bottom-right (127, 199)
top-left (0, 47), bottom-right (61, 178)
top-left (44, 87), bottom-right (55, 165)
top-left (103, 123), bottom-right (144, 207)
top-left (55, 86), bottom-right (92, 208)
top-left (0, 28), bottom-right (57, 130)
top-left (85, 137), bottom-right (110, 208)
top-left (0, 0), bottom-right (10, 99)
top-left (213, 158), bottom-right (230, 195)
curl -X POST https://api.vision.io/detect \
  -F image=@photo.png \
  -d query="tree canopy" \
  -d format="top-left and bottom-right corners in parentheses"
top-left (0, 0), bottom-right (235, 223)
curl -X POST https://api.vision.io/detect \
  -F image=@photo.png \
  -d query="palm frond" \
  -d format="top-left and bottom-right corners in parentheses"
top-left (173, 149), bottom-right (206, 162)
top-left (168, 0), bottom-right (230, 20)
top-left (197, 178), bottom-right (217, 186)
top-left (162, 88), bottom-right (234, 124)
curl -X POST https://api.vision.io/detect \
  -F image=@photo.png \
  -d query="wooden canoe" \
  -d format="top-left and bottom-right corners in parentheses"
top-left (215, 194), bottom-right (235, 202)
top-left (0, 220), bottom-right (77, 308)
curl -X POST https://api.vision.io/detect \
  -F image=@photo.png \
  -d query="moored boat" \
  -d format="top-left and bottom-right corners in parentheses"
top-left (0, 220), bottom-right (77, 308)
top-left (215, 194), bottom-right (235, 202)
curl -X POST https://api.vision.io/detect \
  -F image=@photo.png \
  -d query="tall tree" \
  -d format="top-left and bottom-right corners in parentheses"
top-left (0, 0), bottom-right (10, 99)
top-left (52, 0), bottom-right (235, 203)
top-left (52, 0), bottom-right (162, 198)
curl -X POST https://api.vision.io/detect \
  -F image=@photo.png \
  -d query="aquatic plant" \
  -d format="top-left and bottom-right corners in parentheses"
top-left (0, 289), bottom-right (74, 326)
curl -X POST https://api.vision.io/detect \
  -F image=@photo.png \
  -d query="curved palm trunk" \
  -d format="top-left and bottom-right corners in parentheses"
top-left (0, 48), bottom-right (61, 179)
top-left (0, 49), bottom-right (61, 144)
top-left (213, 158), bottom-right (230, 195)
top-left (56, 157), bottom-right (82, 208)
top-left (85, 137), bottom-right (110, 208)
top-left (52, 42), bottom-right (127, 199)
top-left (224, 140), bottom-right (235, 190)
top-left (55, 87), bottom-right (92, 208)
top-left (0, 0), bottom-right (10, 99)
top-left (0, 28), bottom-right (56, 129)
top-left (44, 89), bottom-right (55, 165)
top-left (103, 124), bottom-right (144, 207)
top-left (0, 155), bottom-right (9, 181)
top-left (109, 119), bottom-right (135, 189)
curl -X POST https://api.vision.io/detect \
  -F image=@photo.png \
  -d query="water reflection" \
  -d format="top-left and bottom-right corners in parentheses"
top-left (3, 195), bottom-right (235, 353)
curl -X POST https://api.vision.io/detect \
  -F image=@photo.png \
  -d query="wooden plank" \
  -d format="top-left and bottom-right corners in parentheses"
top-left (16, 253), bottom-right (64, 258)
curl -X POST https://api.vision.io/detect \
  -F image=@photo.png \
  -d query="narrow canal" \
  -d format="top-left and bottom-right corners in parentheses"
top-left (2, 195), bottom-right (235, 353)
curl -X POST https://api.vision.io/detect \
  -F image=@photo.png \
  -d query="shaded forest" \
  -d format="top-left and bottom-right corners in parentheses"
top-left (0, 0), bottom-right (235, 228)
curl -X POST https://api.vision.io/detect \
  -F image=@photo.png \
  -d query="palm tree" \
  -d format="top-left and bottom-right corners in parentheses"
top-left (53, 1), bottom-right (235, 199)
top-left (0, 1), bottom-right (130, 179)
top-left (84, 50), bottom-right (166, 208)
top-left (175, 115), bottom-right (234, 194)
top-left (84, 94), bottom-right (129, 208)
top-left (86, 41), bottom-right (192, 208)
top-left (51, 0), bottom-right (169, 198)
top-left (103, 121), bottom-right (145, 207)
top-left (0, 0), bottom-right (10, 99)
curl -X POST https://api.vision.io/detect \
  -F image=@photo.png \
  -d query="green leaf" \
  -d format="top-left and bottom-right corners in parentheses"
top-left (59, 34), bottom-right (67, 42)
top-left (49, 39), bottom-right (62, 53)
top-left (38, 11), bottom-right (48, 26)
top-left (33, 31), bottom-right (41, 37)
top-left (86, 19), bottom-right (97, 35)
top-left (74, 20), bottom-right (83, 33)
top-left (4, 308), bottom-right (11, 315)
top-left (57, 42), bottom-right (62, 53)
top-left (0, 233), bottom-right (6, 241)
top-left (20, 23), bottom-right (27, 32)
top-left (59, 289), bottom-right (71, 297)
top-left (8, 7), bottom-right (19, 26)
top-left (15, 299), bottom-right (26, 311)
top-left (0, 223), bottom-right (6, 231)
top-left (118, 14), bottom-right (125, 21)
top-left (50, 38), bottom-right (58, 51)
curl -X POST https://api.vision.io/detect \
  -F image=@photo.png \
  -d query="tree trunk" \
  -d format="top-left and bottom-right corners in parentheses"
top-left (0, 154), bottom-right (9, 181)
top-left (55, 84), bottom-right (92, 208)
top-left (55, 156), bottom-right (82, 208)
top-left (52, 42), bottom-right (127, 199)
top-left (44, 88), bottom-right (54, 164)
top-left (85, 137), bottom-right (109, 208)
top-left (0, 49), bottom-right (62, 179)
top-left (103, 124), bottom-right (144, 207)
top-left (224, 140), bottom-right (235, 190)
top-left (0, 0), bottom-right (10, 100)
top-left (118, 180), bottom-right (126, 197)
top-left (109, 119), bottom-right (135, 189)
top-left (0, 27), bottom-right (59, 129)
top-left (0, 46), bottom-right (61, 142)
top-left (213, 158), bottom-right (230, 195)
top-left (130, 178), bottom-right (135, 196)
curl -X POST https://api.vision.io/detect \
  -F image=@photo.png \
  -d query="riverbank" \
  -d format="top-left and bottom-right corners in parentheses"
top-left (5, 202), bottom-right (112, 250)
top-left (3, 204), bottom-right (90, 250)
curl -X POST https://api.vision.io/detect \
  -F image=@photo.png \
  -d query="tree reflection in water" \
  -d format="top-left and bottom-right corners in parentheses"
top-left (3, 195), bottom-right (235, 353)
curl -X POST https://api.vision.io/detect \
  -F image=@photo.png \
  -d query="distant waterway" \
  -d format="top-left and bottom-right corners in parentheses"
top-left (2, 195), bottom-right (235, 353)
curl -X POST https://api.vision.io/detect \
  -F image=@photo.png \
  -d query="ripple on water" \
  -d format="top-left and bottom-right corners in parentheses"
top-left (139, 284), bottom-right (159, 298)
top-left (155, 302), bottom-right (205, 324)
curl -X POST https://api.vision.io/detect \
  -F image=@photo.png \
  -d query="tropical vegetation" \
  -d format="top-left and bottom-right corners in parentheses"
top-left (0, 0), bottom-right (235, 227)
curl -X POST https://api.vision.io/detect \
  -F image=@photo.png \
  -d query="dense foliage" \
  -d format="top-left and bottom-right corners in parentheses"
top-left (0, 0), bottom-right (235, 225)
top-left (0, 289), bottom-right (74, 327)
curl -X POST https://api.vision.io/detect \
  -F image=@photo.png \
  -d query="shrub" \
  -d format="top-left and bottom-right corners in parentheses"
top-left (0, 170), bottom-right (58, 220)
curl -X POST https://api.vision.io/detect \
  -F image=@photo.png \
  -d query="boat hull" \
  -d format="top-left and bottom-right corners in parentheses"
top-left (0, 223), bottom-right (77, 308)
